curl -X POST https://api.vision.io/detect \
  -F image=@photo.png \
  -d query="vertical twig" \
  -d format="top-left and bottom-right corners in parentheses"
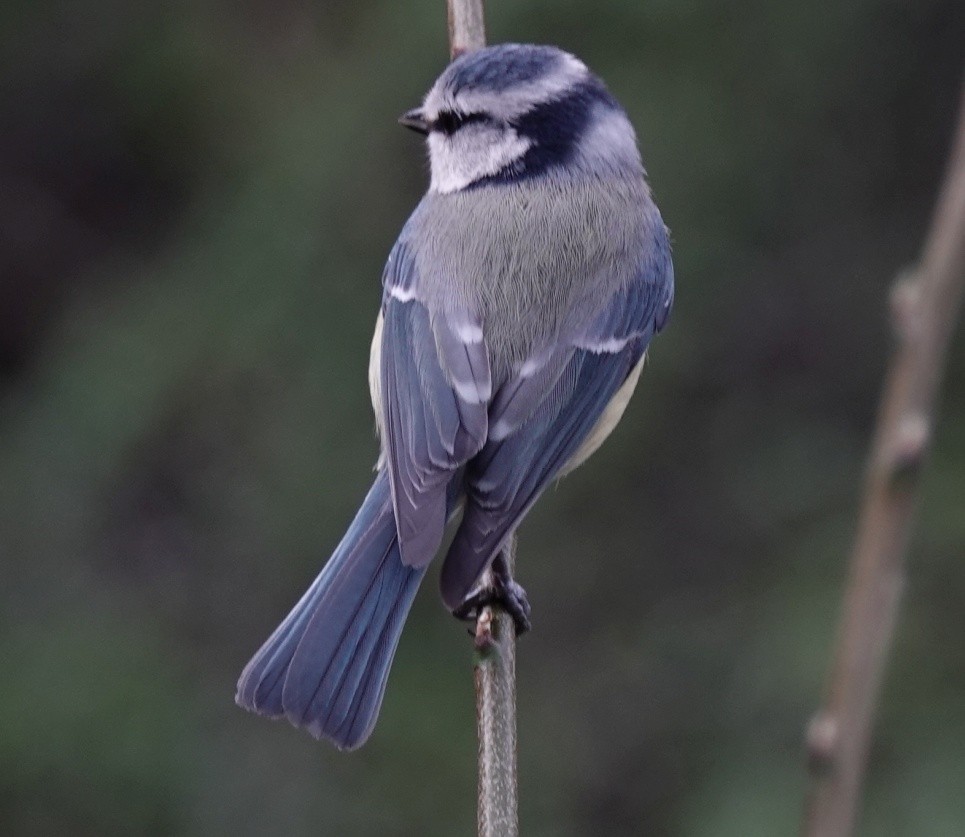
top-left (475, 535), bottom-right (519, 837)
top-left (447, 0), bottom-right (487, 58)
top-left (802, 84), bottom-right (965, 837)
top-left (443, 6), bottom-right (518, 836)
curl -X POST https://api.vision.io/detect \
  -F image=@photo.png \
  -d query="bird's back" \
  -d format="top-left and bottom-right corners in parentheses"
top-left (409, 173), bottom-right (658, 382)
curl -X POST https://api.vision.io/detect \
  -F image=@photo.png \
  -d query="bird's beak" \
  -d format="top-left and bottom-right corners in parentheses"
top-left (398, 108), bottom-right (429, 135)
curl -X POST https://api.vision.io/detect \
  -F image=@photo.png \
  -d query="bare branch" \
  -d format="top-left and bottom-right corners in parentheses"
top-left (474, 535), bottom-right (520, 837)
top-left (802, 83), bottom-right (965, 837)
top-left (447, 0), bottom-right (486, 58)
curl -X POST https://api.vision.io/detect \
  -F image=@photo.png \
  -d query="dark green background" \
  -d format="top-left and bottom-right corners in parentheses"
top-left (2, 1), bottom-right (963, 834)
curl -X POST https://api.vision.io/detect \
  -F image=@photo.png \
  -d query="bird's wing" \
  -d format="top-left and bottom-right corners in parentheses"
top-left (440, 236), bottom-right (674, 609)
top-left (379, 234), bottom-right (491, 567)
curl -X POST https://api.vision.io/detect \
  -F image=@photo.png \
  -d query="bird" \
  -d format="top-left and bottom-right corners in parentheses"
top-left (236, 43), bottom-right (674, 750)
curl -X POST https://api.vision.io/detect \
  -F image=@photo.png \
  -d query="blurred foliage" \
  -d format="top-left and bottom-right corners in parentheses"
top-left (1, 0), bottom-right (964, 834)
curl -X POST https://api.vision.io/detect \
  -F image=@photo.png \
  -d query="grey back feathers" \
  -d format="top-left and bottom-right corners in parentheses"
top-left (403, 178), bottom-right (661, 375)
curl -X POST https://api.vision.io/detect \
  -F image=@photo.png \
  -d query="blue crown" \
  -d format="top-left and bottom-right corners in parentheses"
top-left (442, 44), bottom-right (572, 95)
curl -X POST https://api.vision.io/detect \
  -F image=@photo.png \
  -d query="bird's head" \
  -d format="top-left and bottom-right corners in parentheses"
top-left (400, 44), bottom-right (643, 194)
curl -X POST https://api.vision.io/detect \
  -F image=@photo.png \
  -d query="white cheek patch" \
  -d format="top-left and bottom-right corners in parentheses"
top-left (428, 125), bottom-right (531, 193)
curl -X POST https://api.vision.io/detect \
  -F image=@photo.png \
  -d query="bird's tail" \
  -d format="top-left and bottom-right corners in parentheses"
top-left (235, 470), bottom-right (425, 750)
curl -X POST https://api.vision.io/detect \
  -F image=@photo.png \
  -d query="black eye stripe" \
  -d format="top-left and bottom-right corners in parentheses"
top-left (431, 110), bottom-right (489, 135)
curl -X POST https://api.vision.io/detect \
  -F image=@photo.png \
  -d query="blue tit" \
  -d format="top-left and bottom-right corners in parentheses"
top-left (236, 43), bottom-right (674, 750)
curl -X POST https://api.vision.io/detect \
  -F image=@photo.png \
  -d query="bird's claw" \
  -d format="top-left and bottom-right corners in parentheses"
top-left (453, 556), bottom-right (531, 636)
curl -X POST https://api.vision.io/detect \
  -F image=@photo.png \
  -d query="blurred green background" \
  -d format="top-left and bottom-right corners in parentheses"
top-left (2, 1), bottom-right (964, 834)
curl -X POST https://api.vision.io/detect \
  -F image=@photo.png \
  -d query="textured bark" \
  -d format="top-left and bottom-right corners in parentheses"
top-left (802, 85), bottom-right (965, 837)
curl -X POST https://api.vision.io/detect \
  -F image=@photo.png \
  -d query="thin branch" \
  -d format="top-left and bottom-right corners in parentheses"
top-left (442, 3), bottom-right (518, 834)
top-left (474, 535), bottom-right (519, 837)
top-left (802, 83), bottom-right (965, 837)
top-left (447, 0), bottom-right (486, 58)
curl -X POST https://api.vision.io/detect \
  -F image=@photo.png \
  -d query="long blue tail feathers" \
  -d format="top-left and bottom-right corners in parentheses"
top-left (235, 470), bottom-right (426, 750)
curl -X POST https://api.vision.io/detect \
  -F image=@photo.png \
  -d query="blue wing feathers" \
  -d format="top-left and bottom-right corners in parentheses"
top-left (440, 343), bottom-right (640, 609)
top-left (381, 295), bottom-right (487, 566)
top-left (435, 234), bottom-right (670, 608)
top-left (488, 347), bottom-right (574, 439)
top-left (382, 300), bottom-right (452, 564)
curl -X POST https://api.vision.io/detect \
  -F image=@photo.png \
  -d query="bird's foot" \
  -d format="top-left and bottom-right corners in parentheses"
top-left (453, 552), bottom-right (532, 636)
